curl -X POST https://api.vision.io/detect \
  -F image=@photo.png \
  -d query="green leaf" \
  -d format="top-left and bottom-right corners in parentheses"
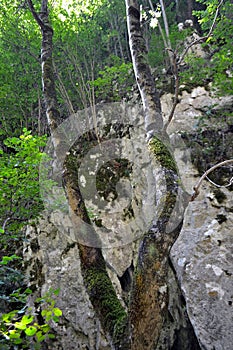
top-left (9, 329), bottom-right (21, 339)
top-left (0, 254), bottom-right (21, 265)
top-left (36, 330), bottom-right (45, 342)
top-left (15, 321), bottom-right (27, 330)
top-left (53, 307), bottom-right (62, 317)
top-left (52, 316), bottom-right (59, 322)
top-left (206, 36), bottom-right (213, 43)
top-left (40, 324), bottom-right (50, 333)
top-left (48, 333), bottom-right (56, 339)
top-left (21, 314), bottom-right (34, 325)
top-left (25, 325), bottom-right (37, 336)
top-left (53, 288), bottom-right (60, 296)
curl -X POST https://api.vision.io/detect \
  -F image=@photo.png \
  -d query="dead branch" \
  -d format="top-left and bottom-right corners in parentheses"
top-left (191, 159), bottom-right (233, 201)
top-left (163, 49), bottom-right (180, 130)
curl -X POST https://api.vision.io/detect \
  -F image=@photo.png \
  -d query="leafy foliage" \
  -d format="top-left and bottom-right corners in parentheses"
top-left (89, 57), bottom-right (134, 102)
top-left (0, 288), bottom-right (62, 349)
top-left (0, 129), bottom-right (48, 326)
top-left (0, 129), bottom-right (47, 238)
top-left (184, 0), bottom-right (233, 94)
top-left (0, 1), bottom-right (42, 137)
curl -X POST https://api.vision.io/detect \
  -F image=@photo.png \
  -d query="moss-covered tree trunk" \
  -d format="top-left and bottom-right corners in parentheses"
top-left (27, 1), bottom-right (128, 348)
top-left (125, 1), bottom-right (185, 348)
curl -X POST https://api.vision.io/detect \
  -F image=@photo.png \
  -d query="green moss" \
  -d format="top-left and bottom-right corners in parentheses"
top-left (148, 137), bottom-right (177, 172)
top-left (84, 267), bottom-right (128, 343)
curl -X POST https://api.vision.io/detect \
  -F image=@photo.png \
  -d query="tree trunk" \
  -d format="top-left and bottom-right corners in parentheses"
top-left (125, 0), bottom-right (164, 141)
top-left (125, 1), bottom-right (186, 348)
top-left (28, 2), bottom-right (128, 348)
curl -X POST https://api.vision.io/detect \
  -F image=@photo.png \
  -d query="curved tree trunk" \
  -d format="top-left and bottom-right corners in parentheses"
top-left (125, 1), bottom-right (186, 348)
top-left (27, 1), bottom-right (129, 348)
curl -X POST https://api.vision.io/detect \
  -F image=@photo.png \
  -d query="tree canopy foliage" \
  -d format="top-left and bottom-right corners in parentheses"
top-left (0, 0), bottom-right (232, 139)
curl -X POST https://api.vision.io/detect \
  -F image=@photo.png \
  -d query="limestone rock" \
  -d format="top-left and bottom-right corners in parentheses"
top-left (171, 185), bottom-right (233, 350)
top-left (24, 89), bottom-right (233, 349)
top-left (24, 220), bottom-right (111, 350)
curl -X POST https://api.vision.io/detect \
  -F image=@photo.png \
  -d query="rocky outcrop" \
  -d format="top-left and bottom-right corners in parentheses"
top-left (24, 87), bottom-right (233, 349)
top-left (167, 87), bottom-right (233, 349)
top-left (24, 220), bottom-right (111, 350)
top-left (171, 185), bottom-right (233, 350)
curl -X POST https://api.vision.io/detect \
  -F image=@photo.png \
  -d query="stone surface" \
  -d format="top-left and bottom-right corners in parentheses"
top-left (24, 88), bottom-right (233, 349)
top-left (24, 220), bottom-right (111, 350)
top-left (171, 185), bottom-right (233, 350)
top-left (161, 87), bottom-right (231, 134)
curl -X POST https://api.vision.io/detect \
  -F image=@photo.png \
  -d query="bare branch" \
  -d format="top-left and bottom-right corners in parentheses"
top-left (27, 0), bottom-right (45, 30)
top-left (163, 49), bottom-right (180, 130)
top-left (191, 159), bottom-right (233, 201)
top-left (2, 217), bottom-right (11, 231)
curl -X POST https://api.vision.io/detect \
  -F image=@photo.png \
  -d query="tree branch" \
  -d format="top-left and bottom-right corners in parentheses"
top-left (191, 159), bottom-right (233, 201)
top-left (27, 0), bottom-right (45, 30)
top-left (163, 49), bottom-right (179, 131)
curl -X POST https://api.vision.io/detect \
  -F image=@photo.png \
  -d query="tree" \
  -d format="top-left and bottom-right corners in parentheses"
top-left (124, 1), bottom-right (186, 348)
top-left (26, 0), bottom-right (188, 348)
top-left (27, 1), bottom-right (129, 348)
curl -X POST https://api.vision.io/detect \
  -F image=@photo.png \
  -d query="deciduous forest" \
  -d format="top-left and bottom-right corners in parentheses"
top-left (0, 0), bottom-right (232, 349)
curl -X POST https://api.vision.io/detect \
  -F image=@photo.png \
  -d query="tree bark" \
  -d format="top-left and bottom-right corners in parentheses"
top-left (27, 2), bottom-right (128, 348)
top-left (125, 1), bottom-right (186, 348)
top-left (125, 0), bottom-right (164, 140)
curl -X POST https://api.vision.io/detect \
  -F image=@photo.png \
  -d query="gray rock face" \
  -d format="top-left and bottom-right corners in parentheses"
top-left (171, 186), bottom-right (233, 350)
top-left (24, 220), bottom-right (111, 350)
top-left (24, 88), bottom-right (233, 349)
top-left (167, 87), bottom-right (233, 350)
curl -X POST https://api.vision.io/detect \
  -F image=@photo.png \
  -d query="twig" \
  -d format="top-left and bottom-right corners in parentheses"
top-left (2, 217), bottom-right (11, 231)
top-left (163, 49), bottom-right (180, 130)
top-left (191, 159), bottom-right (233, 201)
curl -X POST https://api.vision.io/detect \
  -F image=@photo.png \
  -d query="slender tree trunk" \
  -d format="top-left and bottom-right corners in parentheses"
top-left (125, 0), bottom-right (163, 140)
top-left (27, 2), bottom-right (128, 348)
top-left (125, 1), bottom-right (186, 348)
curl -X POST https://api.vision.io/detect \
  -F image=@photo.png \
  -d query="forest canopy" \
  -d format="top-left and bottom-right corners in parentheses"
top-left (0, 0), bottom-right (232, 138)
